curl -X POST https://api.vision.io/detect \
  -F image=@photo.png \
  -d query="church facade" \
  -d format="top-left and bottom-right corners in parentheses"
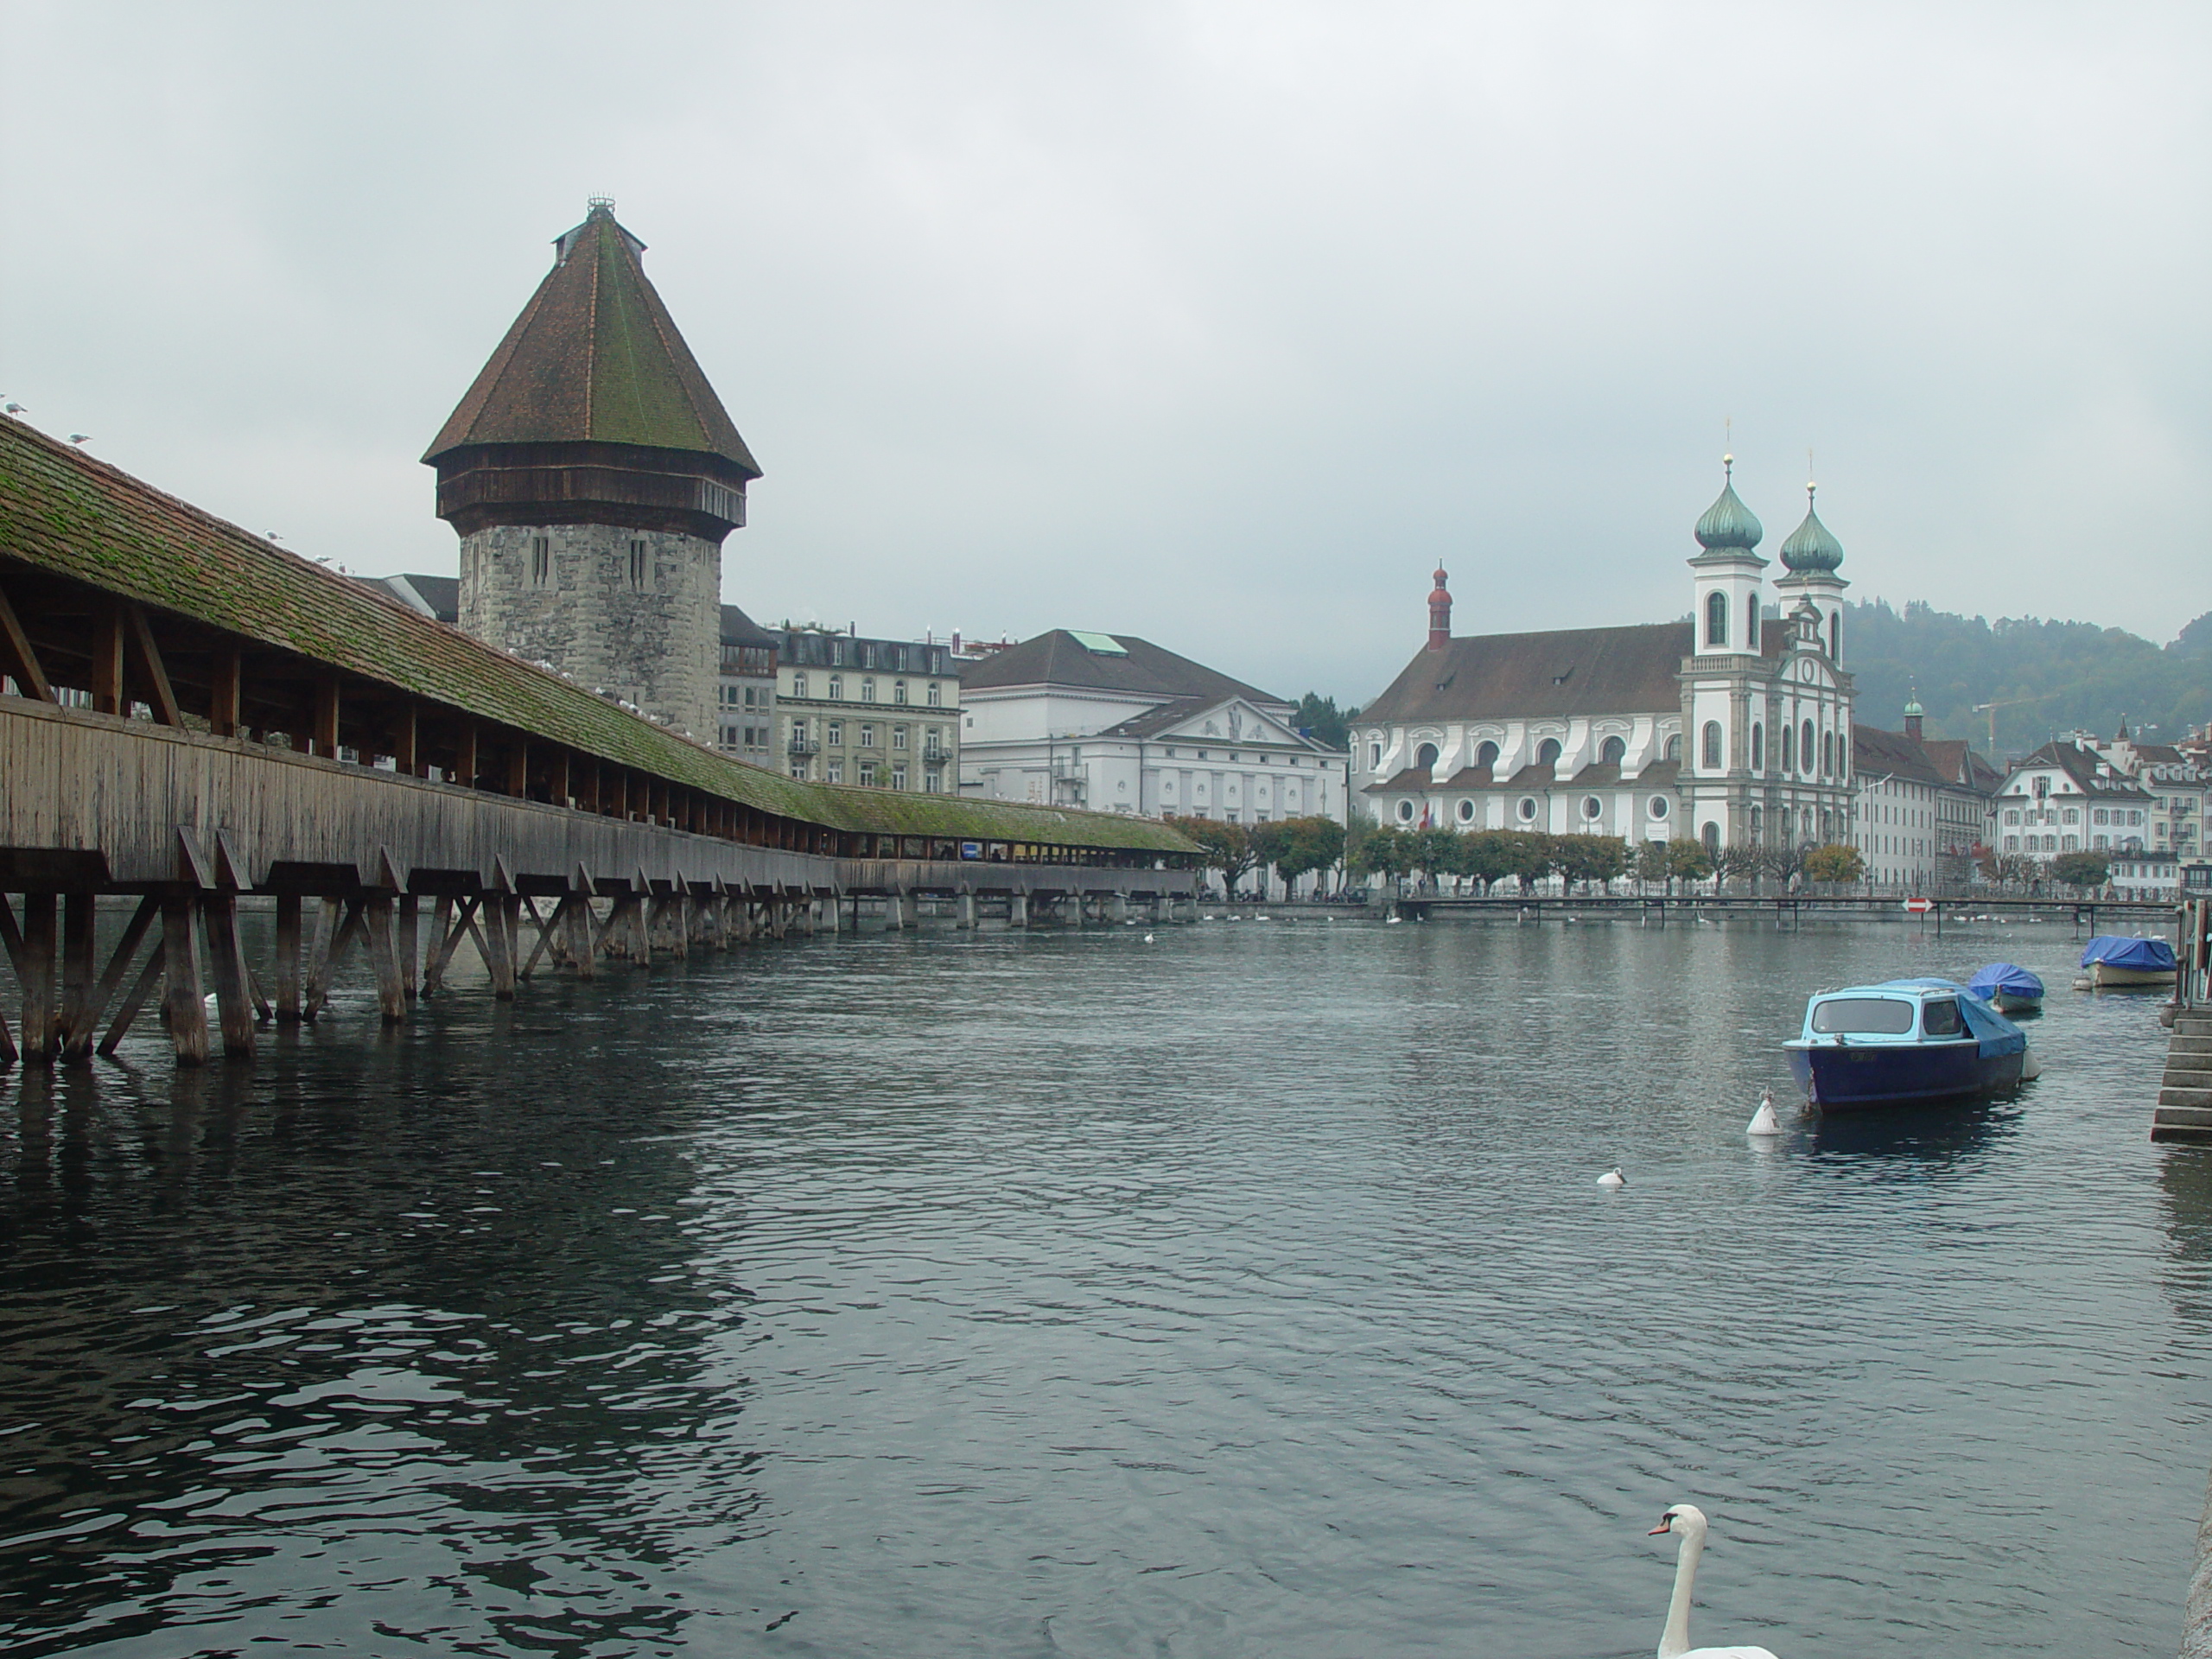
top-left (1353, 464), bottom-right (1859, 854)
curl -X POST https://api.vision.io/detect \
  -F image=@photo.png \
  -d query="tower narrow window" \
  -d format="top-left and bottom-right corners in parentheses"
top-left (1705, 589), bottom-right (1728, 649)
top-left (629, 539), bottom-right (648, 590)
top-left (531, 534), bottom-right (550, 587)
top-left (1751, 723), bottom-right (1764, 770)
top-left (1801, 720), bottom-right (1815, 774)
top-left (1747, 594), bottom-right (1759, 652)
top-left (1702, 721), bottom-right (1723, 769)
top-left (1828, 610), bottom-right (1842, 659)
top-left (1782, 722), bottom-right (1794, 772)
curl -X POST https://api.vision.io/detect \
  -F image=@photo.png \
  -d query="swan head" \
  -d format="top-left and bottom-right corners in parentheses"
top-left (1648, 1503), bottom-right (1709, 1539)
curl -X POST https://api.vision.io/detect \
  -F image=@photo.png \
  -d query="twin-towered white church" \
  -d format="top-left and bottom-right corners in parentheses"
top-left (1353, 462), bottom-right (1859, 855)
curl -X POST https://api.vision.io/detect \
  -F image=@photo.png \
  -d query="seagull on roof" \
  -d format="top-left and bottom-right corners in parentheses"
top-left (67, 433), bottom-right (91, 445)
top-left (3, 403), bottom-right (25, 416)
top-left (265, 531), bottom-right (283, 542)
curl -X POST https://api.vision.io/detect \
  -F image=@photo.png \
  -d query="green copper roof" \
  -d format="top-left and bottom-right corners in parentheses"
top-left (1693, 464), bottom-right (1764, 554)
top-left (423, 204), bottom-right (760, 478)
top-left (1779, 491), bottom-right (1845, 572)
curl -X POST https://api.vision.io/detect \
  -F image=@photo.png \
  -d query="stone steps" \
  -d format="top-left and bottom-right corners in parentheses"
top-left (2152, 1009), bottom-right (2212, 1141)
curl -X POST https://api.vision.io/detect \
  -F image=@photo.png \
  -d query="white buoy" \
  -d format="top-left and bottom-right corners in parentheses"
top-left (1746, 1087), bottom-right (1782, 1136)
top-left (1597, 1166), bottom-right (1627, 1189)
top-left (2022, 1046), bottom-right (2043, 1080)
top-left (1385, 913), bottom-right (1404, 925)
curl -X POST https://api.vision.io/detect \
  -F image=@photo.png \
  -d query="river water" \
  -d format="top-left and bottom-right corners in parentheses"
top-left (0, 912), bottom-right (2203, 1656)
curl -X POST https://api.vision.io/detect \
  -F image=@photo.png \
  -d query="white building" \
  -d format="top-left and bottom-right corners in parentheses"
top-left (715, 604), bottom-right (777, 764)
top-left (1355, 463), bottom-right (1859, 853)
top-left (957, 630), bottom-right (1343, 822)
top-left (2075, 724), bottom-right (2204, 864)
top-left (1852, 702), bottom-right (2001, 891)
top-left (1992, 740), bottom-right (2157, 860)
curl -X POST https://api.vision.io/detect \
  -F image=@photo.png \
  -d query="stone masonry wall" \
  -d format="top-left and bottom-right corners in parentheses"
top-left (458, 522), bottom-right (721, 743)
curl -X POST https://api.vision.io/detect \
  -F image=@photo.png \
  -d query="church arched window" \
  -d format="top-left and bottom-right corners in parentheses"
top-left (1821, 730), bottom-right (1834, 775)
top-left (1701, 821), bottom-right (1720, 855)
top-left (1537, 738), bottom-right (1562, 766)
top-left (1705, 590), bottom-right (1728, 649)
top-left (1600, 735), bottom-right (1626, 765)
top-left (1701, 721), bottom-right (1723, 769)
top-left (1750, 723), bottom-right (1764, 771)
top-left (1747, 594), bottom-right (1760, 652)
top-left (1476, 740), bottom-right (1500, 770)
top-left (1780, 722), bottom-right (1793, 772)
top-left (1414, 741), bottom-right (1440, 772)
top-left (1664, 734), bottom-right (1681, 762)
top-left (1829, 611), bottom-right (1842, 659)
top-left (1801, 720), bottom-right (1815, 774)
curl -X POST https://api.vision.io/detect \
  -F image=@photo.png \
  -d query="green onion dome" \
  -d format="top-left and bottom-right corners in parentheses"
top-left (1694, 457), bottom-right (1764, 552)
top-left (1779, 486), bottom-right (1845, 572)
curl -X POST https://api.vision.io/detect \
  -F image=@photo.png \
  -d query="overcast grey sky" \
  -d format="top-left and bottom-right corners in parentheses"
top-left (3, 2), bottom-right (2205, 702)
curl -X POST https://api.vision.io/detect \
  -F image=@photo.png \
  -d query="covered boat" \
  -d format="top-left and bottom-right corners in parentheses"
top-left (1785, 978), bottom-right (2028, 1111)
top-left (2080, 936), bottom-right (2178, 988)
top-left (1966, 962), bottom-right (2045, 1014)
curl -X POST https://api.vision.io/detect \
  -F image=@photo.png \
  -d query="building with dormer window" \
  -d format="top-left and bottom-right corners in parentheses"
top-left (1992, 739), bottom-right (2157, 861)
top-left (1353, 461), bottom-right (1859, 852)
top-left (957, 630), bottom-right (1342, 820)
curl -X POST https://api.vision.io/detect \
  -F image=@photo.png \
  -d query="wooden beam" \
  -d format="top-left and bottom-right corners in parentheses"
top-left (90, 606), bottom-right (124, 715)
top-left (16, 893), bottom-right (56, 1063)
top-left (454, 721), bottom-right (478, 788)
top-left (0, 582), bottom-right (54, 702)
top-left (201, 893), bottom-right (256, 1058)
top-left (273, 893), bottom-right (302, 1020)
top-left (390, 701), bottom-right (418, 776)
top-left (57, 893), bottom-right (95, 1062)
top-left (312, 674), bottom-right (340, 759)
top-left (423, 896), bottom-right (479, 995)
top-left (303, 899), bottom-right (361, 1020)
top-left (98, 941), bottom-right (166, 1056)
top-left (122, 604), bottom-right (182, 727)
top-left (547, 749), bottom-right (569, 809)
top-left (506, 736), bottom-right (529, 798)
top-left (361, 897), bottom-right (407, 1024)
top-left (160, 896), bottom-right (209, 1066)
top-left (208, 646), bottom-right (242, 737)
top-left (397, 894), bottom-right (419, 999)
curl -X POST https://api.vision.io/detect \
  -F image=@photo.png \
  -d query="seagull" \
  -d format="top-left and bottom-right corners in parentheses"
top-left (3, 403), bottom-right (25, 416)
top-left (265, 531), bottom-right (283, 542)
top-left (67, 433), bottom-right (91, 446)
top-left (1142, 932), bottom-right (1155, 944)
top-left (1597, 1166), bottom-right (1627, 1189)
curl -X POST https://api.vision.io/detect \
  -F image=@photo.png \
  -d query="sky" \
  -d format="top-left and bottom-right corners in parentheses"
top-left (3, 1), bottom-right (2206, 706)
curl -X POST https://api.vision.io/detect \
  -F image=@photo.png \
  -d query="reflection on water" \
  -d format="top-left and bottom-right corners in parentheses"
top-left (0, 917), bottom-right (2199, 1657)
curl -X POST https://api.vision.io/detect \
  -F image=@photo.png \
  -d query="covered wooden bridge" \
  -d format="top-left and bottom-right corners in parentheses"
top-left (0, 420), bottom-right (1198, 1066)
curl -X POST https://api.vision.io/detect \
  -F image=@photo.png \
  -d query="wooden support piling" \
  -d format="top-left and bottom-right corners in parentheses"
top-left (58, 893), bottom-right (95, 1061)
top-left (159, 896), bottom-right (209, 1066)
top-left (398, 894), bottom-right (419, 999)
top-left (16, 893), bottom-right (57, 1064)
top-left (362, 898), bottom-right (408, 1023)
top-left (201, 893), bottom-right (257, 1058)
top-left (274, 893), bottom-right (302, 1020)
top-left (304, 899), bottom-right (361, 1020)
top-left (568, 892), bottom-right (596, 977)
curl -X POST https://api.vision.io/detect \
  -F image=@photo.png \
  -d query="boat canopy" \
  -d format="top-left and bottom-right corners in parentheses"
top-left (1796, 978), bottom-right (2024, 1050)
top-left (1967, 963), bottom-right (2044, 1000)
top-left (2080, 936), bottom-right (2178, 972)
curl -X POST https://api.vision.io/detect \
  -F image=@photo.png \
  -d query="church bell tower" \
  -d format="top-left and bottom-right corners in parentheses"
top-left (423, 200), bottom-right (760, 741)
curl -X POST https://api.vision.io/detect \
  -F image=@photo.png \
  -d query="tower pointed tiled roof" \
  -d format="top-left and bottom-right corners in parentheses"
top-left (424, 202), bottom-right (760, 478)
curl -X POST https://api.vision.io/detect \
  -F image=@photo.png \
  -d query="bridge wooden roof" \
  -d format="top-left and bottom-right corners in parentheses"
top-left (0, 418), bottom-right (1190, 855)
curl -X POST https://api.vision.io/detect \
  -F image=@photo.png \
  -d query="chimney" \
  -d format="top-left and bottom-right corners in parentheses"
top-left (1427, 565), bottom-right (1452, 651)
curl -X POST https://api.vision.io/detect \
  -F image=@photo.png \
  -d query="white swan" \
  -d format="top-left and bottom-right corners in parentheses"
top-left (1745, 1088), bottom-right (1780, 1137)
top-left (1142, 932), bottom-right (1155, 944)
top-left (1648, 1503), bottom-right (1780, 1658)
top-left (1597, 1166), bottom-right (1626, 1189)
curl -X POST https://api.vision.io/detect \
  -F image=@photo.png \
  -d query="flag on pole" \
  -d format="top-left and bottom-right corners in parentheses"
top-left (1418, 803), bottom-right (1433, 830)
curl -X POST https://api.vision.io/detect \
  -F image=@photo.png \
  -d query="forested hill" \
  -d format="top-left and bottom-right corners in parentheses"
top-left (1846, 601), bottom-right (2212, 760)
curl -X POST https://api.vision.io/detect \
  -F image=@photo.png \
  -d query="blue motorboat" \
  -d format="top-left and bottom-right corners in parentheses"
top-left (1967, 961), bottom-right (2044, 1014)
top-left (1785, 978), bottom-right (2028, 1111)
top-left (2080, 936), bottom-right (2178, 988)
